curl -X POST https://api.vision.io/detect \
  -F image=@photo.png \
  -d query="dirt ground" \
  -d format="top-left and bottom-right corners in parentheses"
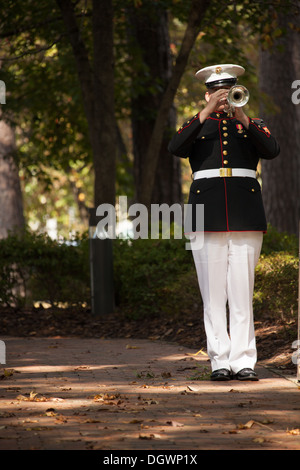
top-left (1, 335), bottom-right (300, 452)
top-left (0, 305), bottom-right (297, 372)
top-left (0, 306), bottom-right (299, 454)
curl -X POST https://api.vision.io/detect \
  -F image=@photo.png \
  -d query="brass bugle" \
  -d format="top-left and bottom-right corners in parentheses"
top-left (227, 85), bottom-right (250, 107)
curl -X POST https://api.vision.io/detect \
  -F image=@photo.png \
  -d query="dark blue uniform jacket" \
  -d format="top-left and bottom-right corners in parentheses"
top-left (168, 111), bottom-right (280, 232)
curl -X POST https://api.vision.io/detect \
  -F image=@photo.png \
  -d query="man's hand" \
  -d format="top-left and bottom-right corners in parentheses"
top-left (199, 87), bottom-right (250, 128)
top-left (199, 88), bottom-right (229, 123)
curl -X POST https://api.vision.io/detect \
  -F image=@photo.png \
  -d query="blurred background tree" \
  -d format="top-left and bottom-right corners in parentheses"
top-left (0, 0), bottom-right (298, 239)
top-left (259, 1), bottom-right (300, 235)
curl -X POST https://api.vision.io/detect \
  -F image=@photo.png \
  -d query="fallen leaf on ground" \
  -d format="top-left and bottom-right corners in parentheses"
top-left (186, 348), bottom-right (208, 357)
top-left (187, 385), bottom-right (201, 392)
top-left (45, 411), bottom-right (57, 417)
top-left (25, 426), bottom-right (51, 432)
top-left (286, 428), bottom-right (300, 435)
top-left (55, 415), bottom-right (68, 423)
top-left (139, 433), bottom-right (161, 440)
top-left (89, 392), bottom-right (123, 406)
top-left (166, 420), bottom-right (184, 427)
top-left (142, 400), bottom-right (159, 406)
top-left (238, 420), bottom-right (255, 429)
top-left (161, 371), bottom-right (172, 378)
top-left (238, 420), bottom-right (274, 431)
top-left (17, 391), bottom-right (47, 402)
top-left (83, 419), bottom-right (103, 423)
top-left (253, 437), bottom-right (265, 444)
top-left (260, 419), bottom-right (274, 425)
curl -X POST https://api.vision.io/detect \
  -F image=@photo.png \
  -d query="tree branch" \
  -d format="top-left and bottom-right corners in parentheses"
top-left (0, 35), bottom-right (66, 61)
top-left (0, 11), bottom-right (91, 39)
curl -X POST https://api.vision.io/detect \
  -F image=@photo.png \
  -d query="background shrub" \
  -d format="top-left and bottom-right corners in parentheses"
top-left (0, 225), bottom-right (298, 326)
top-left (0, 230), bottom-right (90, 308)
top-left (113, 225), bottom-right (299, 322)
top-left (113, 236), bottom-right (194, 318)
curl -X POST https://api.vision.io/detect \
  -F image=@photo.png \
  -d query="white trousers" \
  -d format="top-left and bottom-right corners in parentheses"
top-left (192, 231), bottom-right (263, 373)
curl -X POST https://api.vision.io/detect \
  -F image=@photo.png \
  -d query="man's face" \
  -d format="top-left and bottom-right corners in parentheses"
top-left (205, 85), bottom-right (231, 112)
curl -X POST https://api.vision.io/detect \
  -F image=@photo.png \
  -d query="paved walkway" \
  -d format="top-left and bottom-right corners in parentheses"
top-left (0, 336), bottom-right (299, 452)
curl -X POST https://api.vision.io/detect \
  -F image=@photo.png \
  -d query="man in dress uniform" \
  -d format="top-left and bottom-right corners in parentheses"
top-left (168, 64), bottom-right (280, 381)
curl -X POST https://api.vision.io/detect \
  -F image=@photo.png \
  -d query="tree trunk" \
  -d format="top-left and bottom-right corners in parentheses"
top-left (128, 6), bottom-right (182, 205)
top-left (259, 9), bottom-right (300, 234)
top-left (137, 0), bottom-right (211, 209)
top-left (56, 0), bottom-right (116, 316)
top-left (92, 0), bottom-right (116, 207)
top-left (0, 120), bottom-right (24, 238)
top-left (57, 0), bottom-right (117, 208)
top-left (151, 108), bottom-right (182, 206)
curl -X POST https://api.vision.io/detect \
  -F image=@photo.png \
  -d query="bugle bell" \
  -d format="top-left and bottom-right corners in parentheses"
top-left (227, 85), bottom-right (249, 108)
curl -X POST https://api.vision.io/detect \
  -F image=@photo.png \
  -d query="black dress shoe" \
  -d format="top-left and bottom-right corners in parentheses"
top-left (234, 368), bottom-right (258, 381)
top-left (210, 368), bottom-right (231, 381)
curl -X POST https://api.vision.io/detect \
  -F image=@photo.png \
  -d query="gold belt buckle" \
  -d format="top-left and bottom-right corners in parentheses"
top-left (219, 167), bottom-right (232, 177)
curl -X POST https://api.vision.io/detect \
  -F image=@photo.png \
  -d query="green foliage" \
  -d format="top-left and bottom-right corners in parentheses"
top-left (254, 251), bottom-right (299, 322)
top-left (253, 226), bottom-right (299, 321)
top-left (113, 235), bottom-right (194, 318)
top-left (1, 0), bottom-right (91, 175)
top-left (0, 226), bottom-right (298, 330)
top-left (261, 224), bottom-right (299, 255)
top-left (113, 226), bottom-right (299, 323)
top-left (0, 229), bottom-right (90, 309)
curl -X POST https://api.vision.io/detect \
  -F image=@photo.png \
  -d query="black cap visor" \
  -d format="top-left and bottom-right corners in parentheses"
top-left (205, 77), bottom-right (237, 89)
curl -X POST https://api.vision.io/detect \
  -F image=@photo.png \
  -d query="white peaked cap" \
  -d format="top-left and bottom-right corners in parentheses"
top-left (195, 64), bottom-right (245, 88)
